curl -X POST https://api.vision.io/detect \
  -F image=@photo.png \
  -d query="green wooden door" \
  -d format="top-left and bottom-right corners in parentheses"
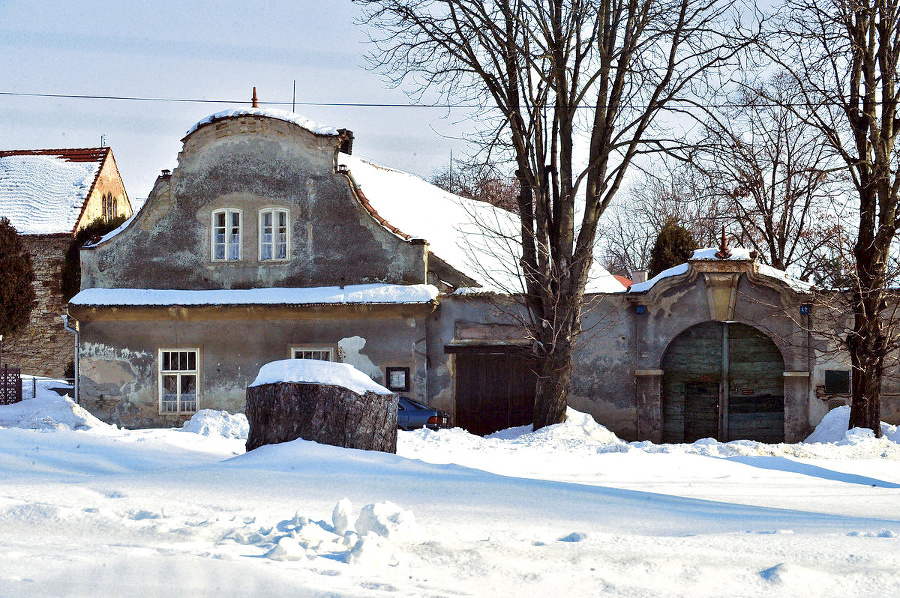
top-left (662, 322), bottom-right (784, 443)
top-left (662, 322), bottom-right (723, 442)
top-left (727, 324), bottom-right (785, 443)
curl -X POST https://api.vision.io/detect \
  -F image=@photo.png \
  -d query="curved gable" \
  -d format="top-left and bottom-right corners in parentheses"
top-left (80, 111), bottom-right (426, 290)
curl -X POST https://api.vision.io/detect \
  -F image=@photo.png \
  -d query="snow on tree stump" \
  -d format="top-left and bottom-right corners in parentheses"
top-left (245, 360), bottom-right (398, 453)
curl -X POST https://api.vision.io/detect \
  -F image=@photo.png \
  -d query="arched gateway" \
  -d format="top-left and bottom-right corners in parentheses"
top-left (662, 321), bottom-right (785, 443)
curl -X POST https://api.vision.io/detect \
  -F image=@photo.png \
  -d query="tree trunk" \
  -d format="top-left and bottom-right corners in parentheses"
top-left (532, 341), bottom-right (576, 429)
top-left (848, 311), bottom-right (884, 437)
top-left (245, 382), bottom-right (398, 453)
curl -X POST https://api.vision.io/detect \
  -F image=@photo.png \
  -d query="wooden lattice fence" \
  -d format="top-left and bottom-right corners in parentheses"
top-left (0, 365), bottom-right (22, 405)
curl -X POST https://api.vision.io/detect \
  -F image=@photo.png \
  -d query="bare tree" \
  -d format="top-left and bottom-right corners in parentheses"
top-left (761, 0), bottom-right (900, 434)
top-left (601, 158), bottom-right (725, 275)
top-left (357, 0), bottom-right (745, 429)
top-left (430, 160), bottom-right (520, 213)
top-left (694, 71), bottom-right (845, 280)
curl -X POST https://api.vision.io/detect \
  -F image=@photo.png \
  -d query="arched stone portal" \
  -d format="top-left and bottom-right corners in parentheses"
top-left (662, 321), bottom-right (785, 443)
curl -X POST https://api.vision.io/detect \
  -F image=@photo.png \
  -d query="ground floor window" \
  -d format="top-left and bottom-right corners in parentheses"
top-left (291, 346), bottom-right (333, 361)
top-left (159, 349), bottom-right (199, 414)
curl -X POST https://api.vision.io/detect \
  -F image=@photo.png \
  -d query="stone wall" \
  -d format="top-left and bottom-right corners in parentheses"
top-left (2, 235), bottom-right (73, 376)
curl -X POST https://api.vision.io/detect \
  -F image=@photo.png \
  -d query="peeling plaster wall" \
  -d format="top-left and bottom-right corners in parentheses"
top-left (570, 295), bottom-right (635, 438)
top-left (427, 294), bottom-right (635, 437)
top-left (78, 313), bottom-right (429, 428)
top-left (80, 115), bottom-right (426, 290)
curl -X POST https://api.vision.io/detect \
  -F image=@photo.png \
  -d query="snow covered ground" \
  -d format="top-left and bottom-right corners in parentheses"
top-left (0, 388), bottom-right (898, 597)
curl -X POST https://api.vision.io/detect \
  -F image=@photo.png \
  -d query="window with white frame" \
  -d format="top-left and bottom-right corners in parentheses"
top-left (211, 209), bottom-right (242, 261)
top-left (291, 347), bottom-right (333, 361)
top-left (159, 349), bottom-right (199, 414)
top-left (259, 208), bottom-right (289, 261)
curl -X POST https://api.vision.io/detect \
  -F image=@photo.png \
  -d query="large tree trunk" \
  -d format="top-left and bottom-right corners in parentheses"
top-left (532, 341), bottom-right (576, 428)
top-left (245, 382), bottom-right (398, 453)
top-left (848, 281), bottom-right (885, 436)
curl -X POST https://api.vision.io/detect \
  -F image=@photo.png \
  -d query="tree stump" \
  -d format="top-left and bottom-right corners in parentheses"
top-left (245, 381), bottom-right (398, 453)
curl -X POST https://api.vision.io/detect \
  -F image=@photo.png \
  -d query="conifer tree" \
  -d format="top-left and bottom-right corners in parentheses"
top-left (647, 219), bottom-right (698, 278)
top-left (0, 217), bottom-right (36, 336)
top-left (61, 215), bottom-right (128, 301)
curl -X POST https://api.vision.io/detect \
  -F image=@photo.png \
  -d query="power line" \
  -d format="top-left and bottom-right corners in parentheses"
top-left (0, 89), bottom-right (879, 110)
top-left (0, 90), bottom-right (463, 108)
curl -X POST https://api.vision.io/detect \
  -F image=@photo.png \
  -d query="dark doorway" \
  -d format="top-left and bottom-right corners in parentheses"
top-left (452, 349), bottom-right (538, 436)
top-left (684, 382), bottom-right (720, 442)
top-left (662, 321), bottom-right (785, 443)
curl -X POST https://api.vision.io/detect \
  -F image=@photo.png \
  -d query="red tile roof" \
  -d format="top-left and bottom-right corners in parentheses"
top-left (0, 148), bottom-right (109, 163)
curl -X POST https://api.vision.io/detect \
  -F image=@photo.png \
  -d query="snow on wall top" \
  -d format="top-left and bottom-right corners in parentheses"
top-left (69, 283), bottom-right (439, 307)
top-left (339, 154), bottom-right (626, 294)
top-left (249, 359), bottom-right (393, 395)
top-left (186, 108), bottom-right (341, 138)
top-left (0, 149), bottom-right (105, 235)
top-left (690, 247), bottom-right (753, 261)
top-left (628, 247), bottom-right (814, 293)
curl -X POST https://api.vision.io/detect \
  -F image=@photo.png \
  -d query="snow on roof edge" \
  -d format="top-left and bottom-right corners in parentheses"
top-left (186, 108), bottom-right (341, 138)
top-left (628, 247), bottom-right (815, 293)
top-left (70, 284), bottom-right (440, 307)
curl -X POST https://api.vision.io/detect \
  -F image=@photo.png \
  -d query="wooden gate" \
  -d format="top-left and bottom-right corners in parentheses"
top-left (662, 322), bottom-right (784, 443)
top-left (453, 349), bottom-right (538, 436)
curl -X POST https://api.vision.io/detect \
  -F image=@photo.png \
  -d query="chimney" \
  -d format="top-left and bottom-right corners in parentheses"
top-left (337, 129), bottom-right (355, 155)
top-left (632, 270), bottom-right (648, 283)
top-left (252, 87), bottom-right (258, 108)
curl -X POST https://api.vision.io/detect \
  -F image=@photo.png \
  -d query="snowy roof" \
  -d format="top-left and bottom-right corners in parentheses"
top-left (186, 108), bottom-right (341, 138)
top-left (249, 359), bottom-right (393, 395)
top-left (629, 247), bottom-right (814, 293)
top-left (70, 284), bottom-right (439, 307)
top-left (0, 148), bottom-right (106, 235)
top-left (339, 154), bottom-right (625, 294)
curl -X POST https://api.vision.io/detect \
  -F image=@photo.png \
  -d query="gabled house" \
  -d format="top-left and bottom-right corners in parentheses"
top-left (67, 106), bottom-right (884, 441)
top-left (0, 148), bottom-right (132, 375)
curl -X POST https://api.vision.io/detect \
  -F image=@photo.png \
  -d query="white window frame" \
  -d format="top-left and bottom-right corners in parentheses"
top-left (159, 348), bottom-right (200, 415)
top-left (290, 346), bottom-right (334, 361)
top-left (259, 208), bottom-right (290, 262)
top-left (211, 209), bottom-right (242, 261)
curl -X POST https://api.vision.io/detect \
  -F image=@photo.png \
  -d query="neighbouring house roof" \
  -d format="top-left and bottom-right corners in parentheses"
top-left (613, 275), bottom-right (633, 288)
top-left (339, 154), bottom-right (627, 294)
top-left (0, 148), bottom-right (108, 235)
top-left (70, 283), bottom-right (440, 307)
top-left (628, 247), bottom-right (814, 293)
top-left (185, 107), bottom-right (341, 138)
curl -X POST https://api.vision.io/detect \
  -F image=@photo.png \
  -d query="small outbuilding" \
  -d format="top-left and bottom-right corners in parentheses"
top-left (0, 148), bottom-right (132, 375)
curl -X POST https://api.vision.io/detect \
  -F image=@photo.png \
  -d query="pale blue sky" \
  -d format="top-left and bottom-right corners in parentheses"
top-left (0, 0), bottom-right (473, 201)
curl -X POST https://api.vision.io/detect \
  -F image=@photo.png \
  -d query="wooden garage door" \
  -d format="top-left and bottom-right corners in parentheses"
top-left (663, 322), bottom-right (784, 443)
top-left (454, 351), bottom-right (538, 436)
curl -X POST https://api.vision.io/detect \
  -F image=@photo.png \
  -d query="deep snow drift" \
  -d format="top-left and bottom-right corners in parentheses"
top-left (0, 389), bottom-right (898, 597)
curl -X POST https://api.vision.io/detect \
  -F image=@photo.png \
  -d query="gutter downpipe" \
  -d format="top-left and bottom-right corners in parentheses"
top-left (62, 314), bottom-right (79, 404)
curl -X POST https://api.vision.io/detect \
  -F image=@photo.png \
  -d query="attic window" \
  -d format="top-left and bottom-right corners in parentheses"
top-left (101, 193), bottom-right (118, 222)
top-left (259, 208), bottom-right (289, 261)
top-left (212, 209), bottom-right (242, 261)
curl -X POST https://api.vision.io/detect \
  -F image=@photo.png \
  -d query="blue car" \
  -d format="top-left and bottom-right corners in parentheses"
top-left (397, 397), bottom-right (452, 430)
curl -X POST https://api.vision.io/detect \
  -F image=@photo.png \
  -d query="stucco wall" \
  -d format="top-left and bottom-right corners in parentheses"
top-left (77, 153), bottom-right (132, 229)
top-left (77, 307), bottom-right (430, 428)
top-left (80, 116), bottom-right (426, 290)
